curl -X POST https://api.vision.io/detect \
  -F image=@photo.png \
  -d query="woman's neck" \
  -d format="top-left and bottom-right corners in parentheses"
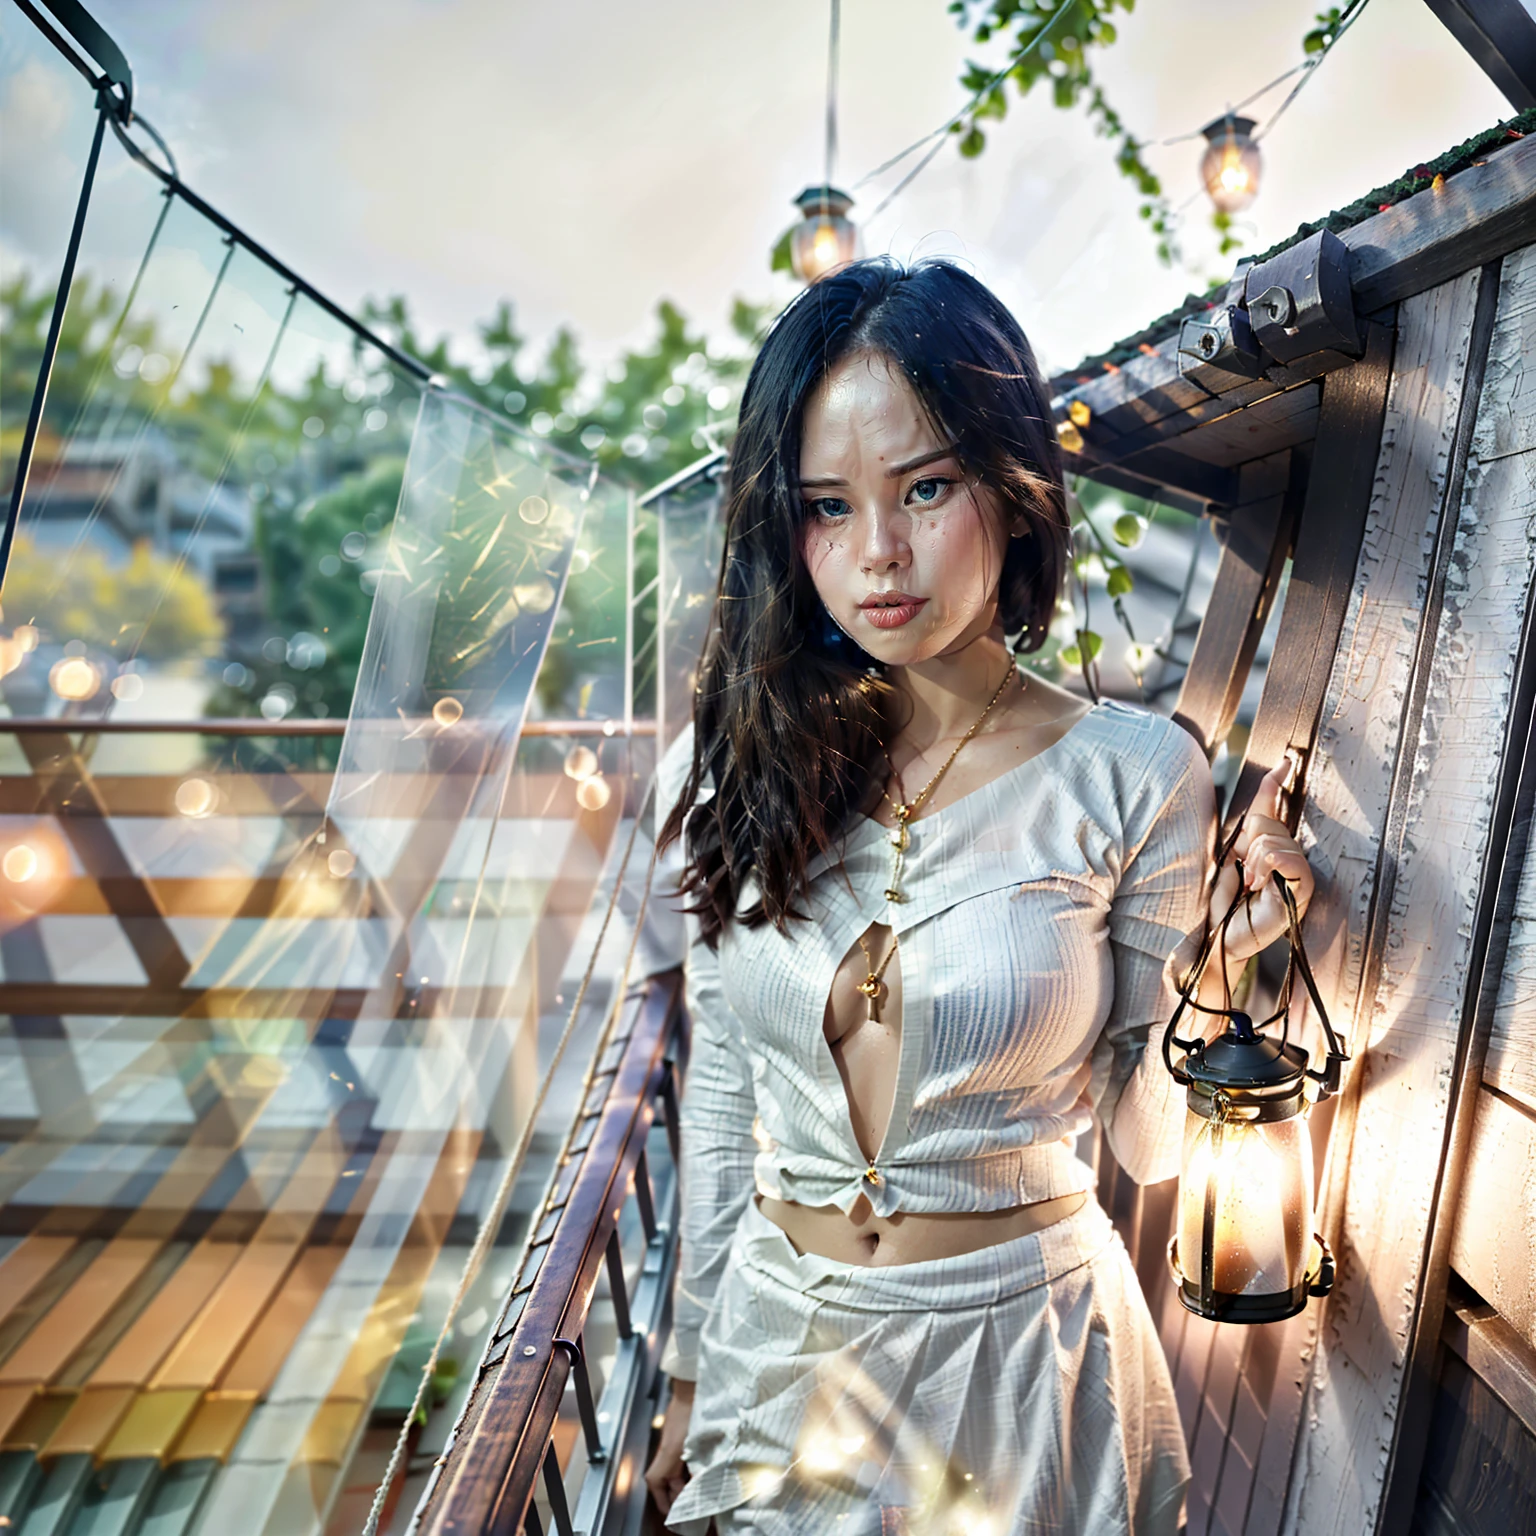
top-left (890, 630), bottom-right (1014, 750)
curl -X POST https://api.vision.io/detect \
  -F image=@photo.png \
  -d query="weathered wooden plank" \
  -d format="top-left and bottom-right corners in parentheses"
top-left (1380, 259), bottom-right (1536, 1528)
top-left (1486, 829), bottom-right (1536, 1113)
top-left (1285, 243), bottom-right (1536, 1536)
top-left (1173, 453), bottom-right (1298, 757)
top-left (1449, 1087), bottom-right (1536, 1352)
top-left (1200, 267), bottom-right (1488, 1535)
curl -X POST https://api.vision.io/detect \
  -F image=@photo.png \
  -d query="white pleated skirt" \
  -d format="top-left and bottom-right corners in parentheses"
top-left (664, 1194), bottom-right (1189, 1536)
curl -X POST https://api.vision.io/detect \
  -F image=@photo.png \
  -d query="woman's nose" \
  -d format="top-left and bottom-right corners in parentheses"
top-left (860, 511), bottom-right (909, 573)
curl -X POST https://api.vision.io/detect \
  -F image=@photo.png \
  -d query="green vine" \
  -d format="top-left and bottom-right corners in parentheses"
top-left (943, 0), bottom-right (1370, 268)
top-left (947, 1), bottom-right (1181, 264)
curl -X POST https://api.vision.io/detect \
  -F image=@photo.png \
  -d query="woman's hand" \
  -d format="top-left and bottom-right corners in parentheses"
top-left (644, 1376), bottom-right (694, 1517)
top-left (1208, 759), bottom-right (1316, 965)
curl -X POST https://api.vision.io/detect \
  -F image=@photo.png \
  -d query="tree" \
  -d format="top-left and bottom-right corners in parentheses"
top-left (1, 534), bottom-right (225, 662)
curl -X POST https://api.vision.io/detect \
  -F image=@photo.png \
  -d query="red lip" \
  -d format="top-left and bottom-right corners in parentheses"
top-left (857, 591), bottom-right (927, 629)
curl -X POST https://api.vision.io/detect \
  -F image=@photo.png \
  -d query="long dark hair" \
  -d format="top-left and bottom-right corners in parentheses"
top-left (660, 258), bottom-right (1070, 946)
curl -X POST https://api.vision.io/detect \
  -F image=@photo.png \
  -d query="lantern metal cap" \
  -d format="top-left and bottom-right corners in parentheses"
top-left (1200, 115), bottom-right (1257, 144)
top-left (793, 184), bottom-right (855, 218)
top-left (1183, 1011), bottom-right (1307, 1091)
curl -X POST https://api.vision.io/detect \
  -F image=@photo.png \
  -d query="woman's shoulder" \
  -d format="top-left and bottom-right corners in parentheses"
top-left (1083, 698), bottom-right (1204, 770)
top-left (1060, 698), bottom-right (1213, 833)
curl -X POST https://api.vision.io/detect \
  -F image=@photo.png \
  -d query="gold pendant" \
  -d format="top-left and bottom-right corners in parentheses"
top-left (884, 887), bottom-right (905, 903)
top-left (888, 823), bottom-right (909, 853)
top-left (856, 974), bottom-right (885, 1022)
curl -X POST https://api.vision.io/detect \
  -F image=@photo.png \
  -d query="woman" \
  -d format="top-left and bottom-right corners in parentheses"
top-left (641, 259), bottom-right (1312, 1536)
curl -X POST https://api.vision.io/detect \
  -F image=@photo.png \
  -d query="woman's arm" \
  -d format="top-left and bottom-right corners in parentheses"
top-left (1089, 733), bottom-right (1315, 1186)
top-left (662, 934), bottom-right (760, 1381)
top-left (638, 727), bottom-right (761, 1384)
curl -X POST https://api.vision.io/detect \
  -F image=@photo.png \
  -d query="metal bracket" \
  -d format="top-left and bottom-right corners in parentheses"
top-left (1177, 303), bottom-right (1264, 393)
top-left (1243, 228), bottom-right (1361, 366)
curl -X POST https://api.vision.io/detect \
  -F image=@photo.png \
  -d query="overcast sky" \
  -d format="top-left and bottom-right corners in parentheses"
top-left (1, 0), bottom-right (1514, 380)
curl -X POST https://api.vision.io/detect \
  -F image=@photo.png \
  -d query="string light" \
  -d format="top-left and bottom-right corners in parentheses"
top-left (786, 1), bottom-right (859, 282)
top-left (842, 0), bottom-right (1371, 231)
top-left (1200, 115), bottom-right (1262, 213)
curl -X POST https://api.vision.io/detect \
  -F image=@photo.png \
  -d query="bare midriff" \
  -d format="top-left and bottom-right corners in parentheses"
top-left (756, 1188), bottom-right (1088, 1267)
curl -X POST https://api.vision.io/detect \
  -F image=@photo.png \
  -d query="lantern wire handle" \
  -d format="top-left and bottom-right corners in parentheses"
top-left (1162, 809), bottom-right (1350, 1097)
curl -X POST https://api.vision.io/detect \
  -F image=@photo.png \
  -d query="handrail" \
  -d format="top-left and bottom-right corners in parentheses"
top-left (412, 969), bottom-right (688, 1535)
top-left (0, 717), bottom-right (658, 737)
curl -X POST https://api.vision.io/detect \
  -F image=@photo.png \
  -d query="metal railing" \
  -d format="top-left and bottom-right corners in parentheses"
top-left (411, 970), bottom-right (687, 1536)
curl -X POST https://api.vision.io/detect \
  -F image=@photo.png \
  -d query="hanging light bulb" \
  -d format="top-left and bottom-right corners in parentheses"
top-left (1162, 847), bottom-right (1349, 1323)
top-left (789, 185), bottom-right (859, 283)
top-left (785, 3), bottom-right (857, 285)
top-left (1199, 115), bottom-right (1262, 214)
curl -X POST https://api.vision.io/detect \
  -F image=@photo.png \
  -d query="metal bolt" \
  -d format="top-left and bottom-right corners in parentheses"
top-left (522, 1344), bottom-right (538, 1357)
top-left (1255, 285), bottom-right (1296, 328)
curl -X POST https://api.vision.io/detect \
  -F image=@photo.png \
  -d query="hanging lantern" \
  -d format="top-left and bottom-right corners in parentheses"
top-left (1199, 115), bottom-right (1262, 214)
top-left (1163, 854), bottom-right (1350, 1323)
top-left (790, 185), bottom-right (858, 284)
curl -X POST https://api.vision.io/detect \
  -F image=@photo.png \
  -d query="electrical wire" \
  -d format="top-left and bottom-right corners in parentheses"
top-left (852, 0), bottom-right (1371, 223)
top-left (857, 2), bottom-right (1076, 221)
top-left (1253, 0), bottom-right (1372, 142)
top-left (825, 0), bottom-right (841, 190)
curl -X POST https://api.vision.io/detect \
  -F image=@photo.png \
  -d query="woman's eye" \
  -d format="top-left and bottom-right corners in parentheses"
top-left (808, 497), bottom-right (852, 522)
top-left (908, 477), bottom-right (952, 507)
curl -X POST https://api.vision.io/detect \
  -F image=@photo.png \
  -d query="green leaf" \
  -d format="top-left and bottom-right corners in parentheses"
top-left (1111, 511), bottom-right (1147, 548)
top-left (1059, 644), bottom-right (1082, 668)
top-left (1106, 565), bottom-right (1134, 597)
top-left (1303, 29), bottom-right (1327, 52)
top-left (769, 225), bottom-right (795, 276)
top-left (959, 125), bottom-right (987, 158)
top-left (1077, 629), bottom-right (1103, 662)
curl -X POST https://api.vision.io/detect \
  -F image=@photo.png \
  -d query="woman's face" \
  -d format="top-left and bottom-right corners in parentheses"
top-left (798, 349), bottom-right (1013, 667)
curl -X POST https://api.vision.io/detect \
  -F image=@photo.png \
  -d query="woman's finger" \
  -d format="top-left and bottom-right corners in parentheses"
top-left (1249, 762), bottom-right (1290, 826)
top-left (1230, 812), bottom-right (1290, 865)
top-left (1242, 839), bottom-right (1313, 897)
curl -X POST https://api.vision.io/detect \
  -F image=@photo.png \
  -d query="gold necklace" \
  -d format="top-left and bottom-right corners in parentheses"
top-left (852, 664), bottom-right (1022, 1026)
top-left (880, 663), bottom-right (1020, 903)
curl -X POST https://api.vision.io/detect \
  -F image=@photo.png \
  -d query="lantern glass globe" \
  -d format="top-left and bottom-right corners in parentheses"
top-left (789, 186), bottom-right (858, 283)
top-left (1199, 116), bottom-right (1262, 214)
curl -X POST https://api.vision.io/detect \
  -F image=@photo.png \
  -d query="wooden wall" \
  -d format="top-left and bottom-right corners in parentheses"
top-left (1159, 242), bottom-right (1536, 1534)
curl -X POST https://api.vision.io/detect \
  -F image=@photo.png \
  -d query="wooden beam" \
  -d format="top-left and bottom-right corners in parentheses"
top-left (1226, 320), bottom-right (1397, 817)
top-left (1172, 452), bottom-right (1302, 758)
top-left (1055, 134), bottom-right (1536, 481)
top-left (1442, 1290), bottom-right (1536, 1440)
top-left (1447, 1087), bottom-right (1536, 1351)
top-left (1421, 0), bottom-right (1536, 111)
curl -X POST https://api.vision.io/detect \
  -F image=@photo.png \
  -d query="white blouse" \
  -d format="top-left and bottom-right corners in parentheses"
top-left (643, 698), bottom-right (1217, 1381)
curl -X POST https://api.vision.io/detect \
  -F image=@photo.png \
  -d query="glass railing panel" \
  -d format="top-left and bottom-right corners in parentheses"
top-left (654, 463), bottom-right (724, 753)
top-left (2, 76), bottom-right (424, 734)
top-left (3, 15), bottom-right (676, 1534)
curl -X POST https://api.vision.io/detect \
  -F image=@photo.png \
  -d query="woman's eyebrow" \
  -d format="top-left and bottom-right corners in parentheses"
top-left (799, 446), bottom-right (959, 489)
top-left (886, 446), bottom-right (959, 478)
